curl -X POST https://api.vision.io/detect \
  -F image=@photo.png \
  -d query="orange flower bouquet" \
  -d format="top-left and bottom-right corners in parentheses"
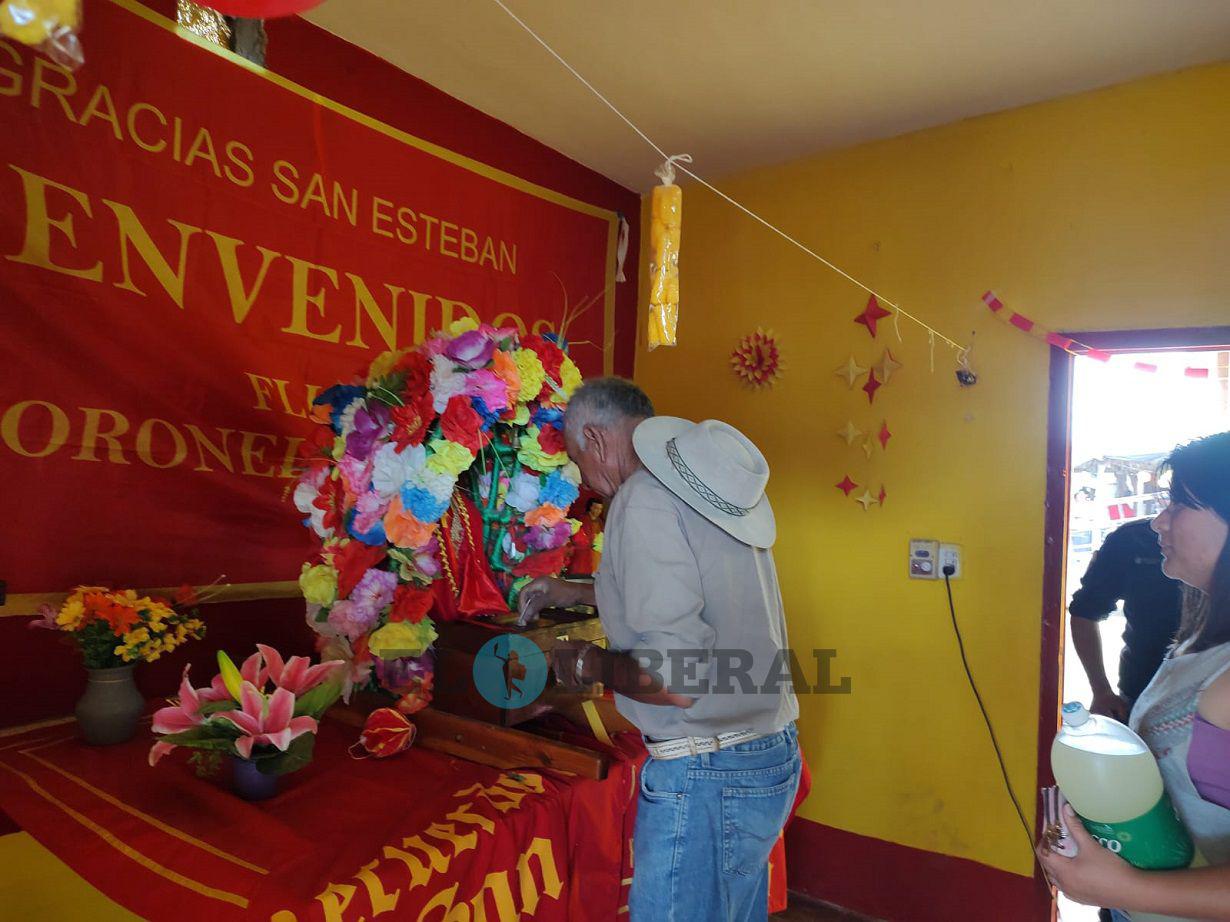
top-left (31, 586), bottom-right (206, 745)
top-left (32, 586), bottom-right (205, 669)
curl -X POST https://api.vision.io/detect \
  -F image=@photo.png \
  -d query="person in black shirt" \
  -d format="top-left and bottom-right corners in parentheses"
top-left (1069, 518), bottom-right (1183, 720)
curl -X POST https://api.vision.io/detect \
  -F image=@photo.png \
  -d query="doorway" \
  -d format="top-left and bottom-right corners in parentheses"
top-left (1038, 328), bottom-right (1230, 922)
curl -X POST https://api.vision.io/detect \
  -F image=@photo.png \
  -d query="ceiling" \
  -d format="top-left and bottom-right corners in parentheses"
top-left (305, 1), bottom-right (1230, 191)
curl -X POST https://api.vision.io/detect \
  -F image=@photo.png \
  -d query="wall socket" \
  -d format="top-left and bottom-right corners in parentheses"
top-left (909, 539), bottom-right (939, 579)
top-left (938, 544), bottom-right (963, 579)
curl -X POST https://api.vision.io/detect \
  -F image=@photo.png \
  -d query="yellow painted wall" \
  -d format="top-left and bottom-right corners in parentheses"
top-left (634, 63), bottom-right (1230, 877)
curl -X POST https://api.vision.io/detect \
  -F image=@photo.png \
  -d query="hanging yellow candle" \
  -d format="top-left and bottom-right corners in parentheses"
top-left (647, 159), bottom-right (684, 350)
top-left (0, 0), bottom-right (79, 47)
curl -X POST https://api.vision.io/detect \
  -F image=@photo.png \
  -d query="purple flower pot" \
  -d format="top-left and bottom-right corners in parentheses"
top-left (230, 756), bottom-right (278, 801)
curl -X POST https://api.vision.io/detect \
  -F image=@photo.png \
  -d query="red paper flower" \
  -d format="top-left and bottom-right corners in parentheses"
top-left (730, 328), bottom-right (783, 388)
top-left (395, 351), bottom-right (433, 399)
top-left (313, 476), bottom-right (347, 533)
top-left (513, 546), bottom-right (569, 578)
top-left (441, 396), bottom-right (488, 453)
top-left (331, 541), bottom-right (387, 599)
top-left (391, 393), bottom-right (434, 451)
top-left (388, 584), bottom-right (433, 624)
top-left (537, 423), bottom-right (566, 456)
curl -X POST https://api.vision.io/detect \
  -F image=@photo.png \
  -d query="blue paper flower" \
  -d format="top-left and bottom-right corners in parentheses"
top-left (347, 511), bottom-right (388, 546)
top-left (470, 396), bottom-right (501, 431)
top-left (314, 384), bottom-right (366, 432)
top-left (401, 486), bottom-right (450, 524)
top-left (540, 470), bottom-right (579, 509)
top-left (532, 407), bottom-right (564, 427)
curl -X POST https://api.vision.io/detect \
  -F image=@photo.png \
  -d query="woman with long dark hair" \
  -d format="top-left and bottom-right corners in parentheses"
top-left (1042, 431), bottom-right (1230, 920)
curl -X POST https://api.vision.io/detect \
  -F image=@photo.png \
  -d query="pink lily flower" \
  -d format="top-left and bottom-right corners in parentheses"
top-left (257, 644), bottom-right (343, 696)
top-left (199, 650), bottom-right (267, 701)
top-left (215, 681), bottom-right (318, 759)
top-left (149, 666), bottom-right (206, 766)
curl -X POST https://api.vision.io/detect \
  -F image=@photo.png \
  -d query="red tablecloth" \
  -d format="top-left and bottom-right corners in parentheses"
top-left (0, 716), bottom-right (642, 921)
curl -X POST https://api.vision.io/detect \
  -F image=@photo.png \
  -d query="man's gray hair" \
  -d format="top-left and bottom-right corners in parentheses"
top-left (564, 377), bottom-right (655, 441)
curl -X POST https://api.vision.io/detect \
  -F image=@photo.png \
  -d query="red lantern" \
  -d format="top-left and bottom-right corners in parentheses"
top-left (349, 708), bottom-right (417, 759)
top-left (195, 0), bottom-right (325, 18)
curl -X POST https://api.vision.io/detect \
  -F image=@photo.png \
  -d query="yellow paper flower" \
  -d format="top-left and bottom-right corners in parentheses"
top-left (369, 620), bottom-right (438, 659)
top-left (426, 439), bottom-right (474, 478)
top-left (299, 563), bottom-right (338, 606)
top-left (559, 356), bottom-right (582, 398)
top-left (513, 405), bottom-right (530, 426)
top-left (366, 349), bottom-right (402, 385)
top-left (514, 349), bottom-right (546, 403)
top-left (568, 518), bottom-right (582, 535)
top-left (449, 317), bottom-right (479, 336)
top-left (56, 597), bottom-right (85, 629)
top-left (593, 533), bottom-right (604, 554)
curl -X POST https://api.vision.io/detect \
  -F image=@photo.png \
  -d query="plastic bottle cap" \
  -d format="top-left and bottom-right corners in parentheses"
top-left (1061, 702), bottom-right (1090, 728)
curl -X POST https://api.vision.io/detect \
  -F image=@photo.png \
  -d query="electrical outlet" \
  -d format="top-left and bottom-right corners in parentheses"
top-left (939, 544), bottom-right (963, 579)
top-left (909, 539), bottom-right (939, 579)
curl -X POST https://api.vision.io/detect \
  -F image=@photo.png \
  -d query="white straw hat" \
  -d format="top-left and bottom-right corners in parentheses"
top-left (633, 417), bottom-right (776, 549)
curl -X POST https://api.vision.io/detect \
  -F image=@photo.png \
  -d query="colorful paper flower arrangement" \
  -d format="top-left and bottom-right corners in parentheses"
top-left (293, 319), bottom-right (586, 712)
top-left (730, 328), bottom-right (783, 388)
top-left (30, 586), bottom-right (205, 669)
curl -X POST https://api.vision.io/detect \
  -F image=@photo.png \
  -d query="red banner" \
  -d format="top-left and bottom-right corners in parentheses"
top-left (0, 0), bottom-right (618, 604)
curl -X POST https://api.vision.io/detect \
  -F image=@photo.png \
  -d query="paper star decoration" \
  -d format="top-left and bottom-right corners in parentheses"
top-left (878, 421), bottom-right (892, 450)
top-left (854, 295), bottom-right (892, 339)
top-left (862, 371), bottom-right (882, 404)
top-left (861, 437), bottom-right (874, 459)
top-left (730, 328), bottom-right (783, 388)
top-left (878, 486), bottom-right (887, 506)
top-left (874, 348), bottom-right (903, 384)
top-left (855, 488), bottom-right (878, 511)
top-left (836, 475), bottom-right (859, 496)
top-left (837, 421), bottom-right (862, 446)
top-left (834, 355), bottom-right (868, 389)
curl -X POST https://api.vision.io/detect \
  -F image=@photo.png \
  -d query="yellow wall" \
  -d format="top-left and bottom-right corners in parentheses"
top-left (634, 63), bottom-right (1230, 877)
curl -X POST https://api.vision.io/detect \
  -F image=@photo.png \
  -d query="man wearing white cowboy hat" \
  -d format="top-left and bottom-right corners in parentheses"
top-left (518, 377), bottom-right (800, 922)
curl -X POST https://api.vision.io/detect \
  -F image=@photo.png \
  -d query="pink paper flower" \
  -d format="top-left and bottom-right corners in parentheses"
top-left (327, 600), bottom-right (377, 642)
top-left (463, 369), bottom-right (511, 411)
top-left (256, 644), bottom-right (343, 696)
top-left (214, 681), bottom-right (318, 759)
top-left (445, 329), bottom-right (497, 370)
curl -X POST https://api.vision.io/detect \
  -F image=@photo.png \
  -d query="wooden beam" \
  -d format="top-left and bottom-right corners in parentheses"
top-left (328, 701), bottom-right (609, 780)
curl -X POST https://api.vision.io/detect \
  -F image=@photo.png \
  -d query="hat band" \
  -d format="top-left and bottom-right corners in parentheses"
top-left (666, 438), bottom-right (752, 517)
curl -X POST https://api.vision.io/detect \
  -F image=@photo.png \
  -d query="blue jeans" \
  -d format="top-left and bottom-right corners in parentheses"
top-left (1110, 912), bottom-right (1131, 922)
top-left (629, 724), bottom-right (801, 922)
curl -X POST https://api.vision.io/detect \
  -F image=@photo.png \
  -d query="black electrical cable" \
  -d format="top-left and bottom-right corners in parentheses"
top-left (943, 569), bottom-right (1036, 855)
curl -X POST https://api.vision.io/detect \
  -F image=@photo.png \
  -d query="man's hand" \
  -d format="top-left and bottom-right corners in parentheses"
top-left (517, 577), bottom-right (590, 626)
top-left (1090, 690), bottom-right (1130, 722)
top-left (548, 639), bottom-right (598, 689)
top-left (1038, 804), bottom-right (1142, 906)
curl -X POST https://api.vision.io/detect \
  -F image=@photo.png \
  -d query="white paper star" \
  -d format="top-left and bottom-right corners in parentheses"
top-left (873, 348), bottom-right (903, 385)
top-left (837, 421), bottom-right (863, 446)
top-left (855, 489), bottom-right (878, 511)
top-left (834, 355), bottom-right (868, 389)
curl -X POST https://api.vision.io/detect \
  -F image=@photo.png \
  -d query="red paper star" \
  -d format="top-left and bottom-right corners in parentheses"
top-left (862, 371), bottom-right (882, 404)
top-left (854, 295), bottom-right (892, 338)
top-left (878, 421), bottom-right (892, 450)
top-left (836, 475), bottom-right (859, 496)
top-left (878, 486), bottom-right (887, 506)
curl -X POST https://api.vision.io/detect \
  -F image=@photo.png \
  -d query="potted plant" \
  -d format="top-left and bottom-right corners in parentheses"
top-left (31, 586), bottom-right (205, 745)
top-left (149, 645), bottom-right (343, 800)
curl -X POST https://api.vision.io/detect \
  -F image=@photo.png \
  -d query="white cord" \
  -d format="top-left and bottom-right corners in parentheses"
top-left (488, 0), bottom-right (966, 356)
